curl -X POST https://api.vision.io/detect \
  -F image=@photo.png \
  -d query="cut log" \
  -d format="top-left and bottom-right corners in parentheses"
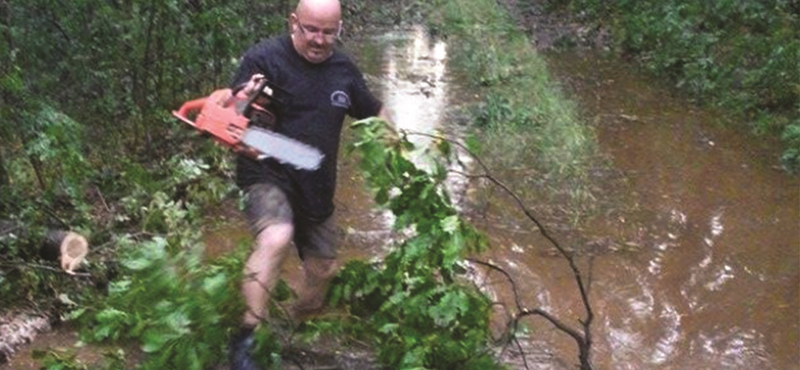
top-left (0, 221), bottom-right (89, 274)
top-left (44, 230), bottom-right (89, 274)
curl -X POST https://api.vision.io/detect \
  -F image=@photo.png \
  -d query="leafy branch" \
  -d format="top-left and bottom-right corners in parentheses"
top-left (321, 118), bottom-right (594, 370)
top-left (405, 129), bottom-right (595, 370)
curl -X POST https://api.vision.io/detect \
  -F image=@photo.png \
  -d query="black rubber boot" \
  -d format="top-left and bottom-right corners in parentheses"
top-left (229, 327), bottom-right (261, 370)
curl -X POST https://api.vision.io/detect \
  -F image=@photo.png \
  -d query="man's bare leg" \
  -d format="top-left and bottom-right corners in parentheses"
top-left (241, 223), bottom-right (294, 327)
top-left (292, 255), bottom-right (338, 319)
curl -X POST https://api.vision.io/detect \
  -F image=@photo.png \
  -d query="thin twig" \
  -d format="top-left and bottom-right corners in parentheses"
top-left (0, 261), bottom-right (91, 277)
top-left (514, 335), bottom-right (531, 370)
top-left (34, 200), bottom-right (70, 229)
top-left (94, 184), bottom-right (112, 213)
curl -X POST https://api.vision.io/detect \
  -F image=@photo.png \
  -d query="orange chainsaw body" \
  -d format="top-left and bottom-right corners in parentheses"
top-left (172, 89), bottom-right (250, 150)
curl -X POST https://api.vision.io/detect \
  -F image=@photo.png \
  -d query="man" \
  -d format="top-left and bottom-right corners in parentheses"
top-left (228, 0), bottom-right (389, 369)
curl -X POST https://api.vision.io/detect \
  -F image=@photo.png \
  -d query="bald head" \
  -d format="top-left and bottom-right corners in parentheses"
top-left (290, 0), bottom-right (343, 63)
top-left (295, 0), bottom-right (341, 24)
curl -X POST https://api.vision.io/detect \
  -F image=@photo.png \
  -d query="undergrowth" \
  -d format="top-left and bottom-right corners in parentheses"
top-left (32, 118), bottom-right (504, 370)
top-left (547, 0), bottom-right (800, 172)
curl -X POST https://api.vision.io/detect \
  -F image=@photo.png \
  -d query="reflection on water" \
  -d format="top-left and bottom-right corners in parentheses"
top-left (379, 25), bottom-right (448, 137)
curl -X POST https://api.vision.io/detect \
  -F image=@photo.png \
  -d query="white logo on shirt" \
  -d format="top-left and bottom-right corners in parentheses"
top-left (330, 90), bottom-right (350, 109)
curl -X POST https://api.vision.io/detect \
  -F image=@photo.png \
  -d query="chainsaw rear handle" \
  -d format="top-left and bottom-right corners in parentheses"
top-left (172, 97), bottom-right (207, 129)
top-left (243, 79), bottom-right (271, 117)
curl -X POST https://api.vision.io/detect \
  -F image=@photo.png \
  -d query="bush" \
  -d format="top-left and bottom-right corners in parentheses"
top-left (560, 0), bottom-right (800, 167)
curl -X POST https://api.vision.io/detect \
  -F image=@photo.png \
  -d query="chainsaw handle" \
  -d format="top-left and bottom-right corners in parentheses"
top-left (230, 81), bottom-right (249, 97)
top-left (243, 79), bottom-right (271, 117)
top-left (172, 97), bottom-right (207, 128)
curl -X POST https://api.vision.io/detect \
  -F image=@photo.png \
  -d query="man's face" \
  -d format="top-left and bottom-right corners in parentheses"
top-left (291, 11), bottom-right (341, 64)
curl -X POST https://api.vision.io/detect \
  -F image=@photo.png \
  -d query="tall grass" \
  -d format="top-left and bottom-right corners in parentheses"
top-left (430, 0), bottom-right (599, 216)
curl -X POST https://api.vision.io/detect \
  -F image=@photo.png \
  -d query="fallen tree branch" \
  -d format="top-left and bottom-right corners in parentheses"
top-left (407, 130), bottom-right (595, 370)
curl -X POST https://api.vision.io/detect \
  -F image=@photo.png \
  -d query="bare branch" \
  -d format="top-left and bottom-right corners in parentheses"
top-left (0, 260), bottom-right (91, 277)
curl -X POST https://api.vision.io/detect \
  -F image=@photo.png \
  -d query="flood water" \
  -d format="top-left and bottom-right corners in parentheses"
top-left (540, 51), bottom-right (799, 370)
top-left (3, 27), bottom-right (797, 370)
top-left (351, 28), bottom-right (800, 370)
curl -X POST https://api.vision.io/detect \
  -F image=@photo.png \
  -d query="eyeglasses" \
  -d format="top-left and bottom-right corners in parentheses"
top-left (296, 19), bottom-right (341, 42)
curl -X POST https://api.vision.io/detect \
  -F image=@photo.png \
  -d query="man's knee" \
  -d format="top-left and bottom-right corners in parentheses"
top-left (253, 223), bottom-right (294, 258)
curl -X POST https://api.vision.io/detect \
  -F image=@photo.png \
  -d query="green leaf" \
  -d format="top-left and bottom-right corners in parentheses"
top-left (379, 323), bottom-right (399, 334)
top-left (440, 215), bottom-right (460, 233)
top-left (428, 290), bottom-right (468, 327)
top-left (436, 138), bottom-right (452, 157)
top-left (108, 279), bottom-right (132, 295)
top-left (141, 329), bottom-right (174, 353)
top-left (375, 187), bottom-right (389, 205)
top-left (202, 273), bottom-right (227, 296)
top-left (164, 311), bottom-right (192, 335)
top-left (63, 308), bottom-right (87, 322)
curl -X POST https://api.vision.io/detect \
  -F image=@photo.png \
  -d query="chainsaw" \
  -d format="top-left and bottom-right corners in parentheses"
top-left (172, 79), bottom-right (324, 170)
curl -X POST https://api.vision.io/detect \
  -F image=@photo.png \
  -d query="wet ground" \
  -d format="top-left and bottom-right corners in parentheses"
top-left (3, 22), bottom-right (798, 370)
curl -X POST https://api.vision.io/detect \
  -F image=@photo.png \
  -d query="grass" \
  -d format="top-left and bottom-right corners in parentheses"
top-left (429, 0), bottom-right (600, 221)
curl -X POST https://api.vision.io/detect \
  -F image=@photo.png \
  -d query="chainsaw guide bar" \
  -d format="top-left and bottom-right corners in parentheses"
top-left (242, 127), bottom-right (324, 170)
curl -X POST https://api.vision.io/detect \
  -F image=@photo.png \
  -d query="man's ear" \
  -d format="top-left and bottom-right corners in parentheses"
top-left (289, 13), bottom-right (299, 32)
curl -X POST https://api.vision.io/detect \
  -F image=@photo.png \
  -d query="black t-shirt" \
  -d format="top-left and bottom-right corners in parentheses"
top-left (231, 35), bottom-right (382, 222)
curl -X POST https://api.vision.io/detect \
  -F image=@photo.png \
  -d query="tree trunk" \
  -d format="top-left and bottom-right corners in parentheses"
top-left (0, 312), bottom-right (51, 364)
top-left (42, 230), bottom-right (89, 274)
top-left (1, 1), bottom-right (17, 191)
top-left (0, 148), bottom-right (8, 190)
top-left (0, 0), bottom-right (11, 57)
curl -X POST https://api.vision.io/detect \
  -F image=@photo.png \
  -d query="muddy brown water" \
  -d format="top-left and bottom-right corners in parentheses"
top-left (540, 51), bottom-right (799, 370)
top-left (4, 28), bottom-right (798, 370)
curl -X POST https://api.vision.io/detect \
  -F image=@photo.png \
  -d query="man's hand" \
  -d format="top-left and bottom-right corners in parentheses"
top-left (377, 106), bottom-right (401, 143)
top-left (235, 74), bottom-right (267, 99)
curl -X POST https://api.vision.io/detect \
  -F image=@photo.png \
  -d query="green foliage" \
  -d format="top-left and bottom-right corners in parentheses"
top-left (251, 327), bottom-right (283, 369)
top-left (343, 0), bottom-right (434, 28)
top-left (0, 0), bottom-right (285, 228)
top-left (320, 118), bottom-right (501, 370)
top-left (70, 236), bottom-right (251, 370)
top-left (31, 348), bottom-right (126, 370)
top-left (560, 0), bottom-right (800, 166)
top-left (780, 117), bottom-right (800, 173)
top-left (474, 95), bottom-right (535, 130)
top-left (6, 0), bottom-right (287, 136)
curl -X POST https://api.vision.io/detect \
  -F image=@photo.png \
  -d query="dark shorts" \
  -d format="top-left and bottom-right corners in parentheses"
top-left (243, 182), bottom-right (338, 260)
